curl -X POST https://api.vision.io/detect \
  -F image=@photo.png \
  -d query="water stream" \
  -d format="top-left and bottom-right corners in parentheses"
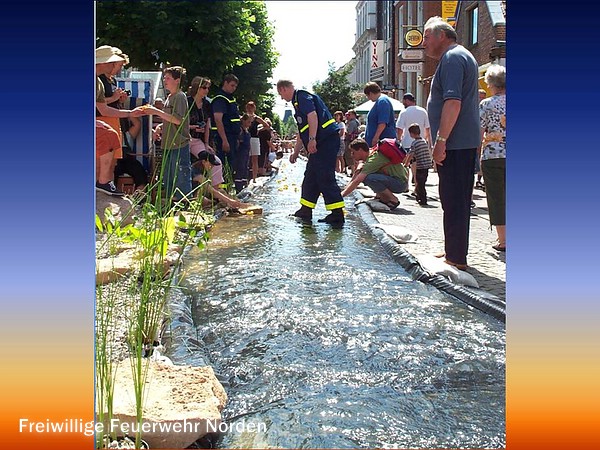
top-left (176, 159), bottom-right (505, 448)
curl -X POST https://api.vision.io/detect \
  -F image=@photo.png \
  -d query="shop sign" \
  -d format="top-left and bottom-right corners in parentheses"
top-left (405, 29), bottom-right (423, 47)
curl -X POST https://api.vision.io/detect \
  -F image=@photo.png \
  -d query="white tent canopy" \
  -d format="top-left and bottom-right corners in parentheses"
top-left (354, 96), bottom-right (405, 115)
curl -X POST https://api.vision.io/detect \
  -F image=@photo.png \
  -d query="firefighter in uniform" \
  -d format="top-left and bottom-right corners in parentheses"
top-left (210, 74), bottom-right (243, 191)
top-left (276, 79), bottom-right (345, 226)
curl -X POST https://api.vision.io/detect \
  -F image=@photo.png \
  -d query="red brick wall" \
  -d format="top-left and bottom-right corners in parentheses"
top-left (393, 1), bottom-right (442, 103)
top-left (421, 1), bottom-right (443, 101)
top-left (455, 1), bottom-right (505, 66)
top-left (389, 1), bottom-right (505, 104)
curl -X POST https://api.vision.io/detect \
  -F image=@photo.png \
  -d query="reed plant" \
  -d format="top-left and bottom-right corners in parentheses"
top-left (94, 283), bottom-right (118, 448)
top-left (95, 97), bottom-right (217, 448)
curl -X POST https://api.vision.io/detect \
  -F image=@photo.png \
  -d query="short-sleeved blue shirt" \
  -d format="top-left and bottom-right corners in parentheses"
top-left (210, 88), bottom-right (241, 135)
top-left (294, 90), bottom-right (315, 116)
top-left (427, 44), bottom-right (480, 150)
top-left (293, 89), bottom-right (339, 146)
top-left (365, 94), bottom-right (396, 145)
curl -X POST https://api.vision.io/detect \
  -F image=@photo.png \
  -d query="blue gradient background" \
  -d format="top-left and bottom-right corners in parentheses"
top-left (0, 5), bottom-right (93, 339)
top-left (0, 1), bottom-right (95, 448)
top-left (0, 1), bottom-right (598, 449)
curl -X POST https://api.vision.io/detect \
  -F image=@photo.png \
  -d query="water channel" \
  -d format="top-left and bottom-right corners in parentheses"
top-left (176, 159), bottom-right (505, 448)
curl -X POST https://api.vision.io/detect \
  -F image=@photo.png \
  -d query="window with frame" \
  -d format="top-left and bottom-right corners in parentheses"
top-left (469, 5), bottom-right (479, 46)
top-left (398, 5), bottom-right (404, 48)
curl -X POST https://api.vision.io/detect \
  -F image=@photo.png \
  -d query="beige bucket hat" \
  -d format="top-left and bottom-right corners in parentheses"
top-left (96, 45), bottom-right (126, 64)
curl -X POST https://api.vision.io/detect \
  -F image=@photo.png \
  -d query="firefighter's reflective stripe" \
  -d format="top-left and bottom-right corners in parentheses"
top-left (212, 94), bottom-right (236, 104)
top-left (211, 118), bottom-right (240, 130)
top-left (300, 118), bottom-right (335, 134)
top-left (211, 94), bottom-right (240, 135)
top-left (321, 118), bottom-right (335, 129)
top-left (325, 200), bottom-right (345, 210)
top-left (300, 198), bottom-right (317, 208)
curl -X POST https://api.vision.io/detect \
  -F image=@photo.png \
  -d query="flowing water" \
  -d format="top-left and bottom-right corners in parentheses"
top-left (177, 159), bottom-right (505, 448)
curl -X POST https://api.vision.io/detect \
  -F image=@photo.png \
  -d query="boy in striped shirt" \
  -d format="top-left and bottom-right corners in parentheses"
top-left (404, 124), bottom-right (432, 205)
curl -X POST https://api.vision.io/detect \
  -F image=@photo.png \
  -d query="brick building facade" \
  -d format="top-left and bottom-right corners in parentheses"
top-left (350, 1), bottom-right (506, 107)
top-left (454, 1), bottom-right (506, 87)
top-left (393, 1), bottom-right (442, 106)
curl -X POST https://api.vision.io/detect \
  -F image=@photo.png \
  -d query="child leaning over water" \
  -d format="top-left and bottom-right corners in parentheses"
top-left (403, 123), bottom-right (432, 206)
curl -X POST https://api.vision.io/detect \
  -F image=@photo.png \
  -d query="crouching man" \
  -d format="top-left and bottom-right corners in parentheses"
top-left (341, 138), bottom-right (408, 209)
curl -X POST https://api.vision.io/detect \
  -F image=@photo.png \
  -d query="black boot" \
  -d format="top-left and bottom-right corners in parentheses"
top-left (318, 208), bottom-right (345, 227)
top-left (291, 205), bottom-right (313, 222)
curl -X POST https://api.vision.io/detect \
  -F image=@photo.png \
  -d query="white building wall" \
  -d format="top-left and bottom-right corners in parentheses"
top-left (353, 0), bottom-right (378, 86)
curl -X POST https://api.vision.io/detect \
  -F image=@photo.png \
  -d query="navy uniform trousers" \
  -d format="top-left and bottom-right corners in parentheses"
top-left (436, 148), bottom-right (477, 265)
top-left (300, 133), bottom-right (345, 211)
top-left (214, 132), bottom-right (241, 189)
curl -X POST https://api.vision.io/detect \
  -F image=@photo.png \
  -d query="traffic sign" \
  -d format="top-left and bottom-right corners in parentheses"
top-left (401, 62), bottom-right (423, 73)
top-left (400, 49), bottom-right (424, 60)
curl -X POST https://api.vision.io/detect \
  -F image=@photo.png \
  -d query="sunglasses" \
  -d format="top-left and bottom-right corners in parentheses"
top-left (201, 85), bottom-right (210, 90)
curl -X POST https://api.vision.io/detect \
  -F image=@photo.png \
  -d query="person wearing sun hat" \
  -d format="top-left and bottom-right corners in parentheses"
top-left (95, 45), bottom-right (144, 195)
top-left (98, 46), bottom-right (130, 109)
top-left (95, 45), bottom-right (143, 119)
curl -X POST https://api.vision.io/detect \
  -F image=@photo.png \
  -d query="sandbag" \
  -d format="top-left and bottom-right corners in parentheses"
top-left (416, 254), bottom-right (479, 288)
top-left (373, 223), bottom-right (419, 243)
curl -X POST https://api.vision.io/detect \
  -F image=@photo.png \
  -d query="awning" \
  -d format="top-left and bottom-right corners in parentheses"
top-left (354, 96), bottom-right (405, 115)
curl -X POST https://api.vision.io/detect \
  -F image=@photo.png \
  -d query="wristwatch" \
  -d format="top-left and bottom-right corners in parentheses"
top-left (436, 135), bottom-right (447, 143)
top-left (308, 136), bottom-right (316, 141)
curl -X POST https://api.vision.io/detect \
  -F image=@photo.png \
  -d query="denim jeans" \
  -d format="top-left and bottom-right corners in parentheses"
top-left (163, 144), bottom-right (192, 201)
top-left (363, 173), bottom-right (407, 194)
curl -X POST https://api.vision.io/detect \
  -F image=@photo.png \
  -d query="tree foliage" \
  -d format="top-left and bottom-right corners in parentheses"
top-left (312, 62), bottom-right (359, 114)
top-left (228, 1), bottom-right (279, 117)
top-left (96, 1), bottom-right (278, 111)
top-left (271, 113), bottom-right (283, 137)
top-left (280, 114), bottom-right (298, 140)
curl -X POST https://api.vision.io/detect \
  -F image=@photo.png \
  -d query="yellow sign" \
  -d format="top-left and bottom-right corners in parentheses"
top-left (405, 29), bottom-right (423, 47)
top-left (442, 1), bottom-right (458, 27)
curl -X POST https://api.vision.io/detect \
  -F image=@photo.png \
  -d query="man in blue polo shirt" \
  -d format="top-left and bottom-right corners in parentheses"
top-left (364, 82), bottom-right (397, 148)
top-left (424, 17), bottom-right (480, 270)
top-left (276, 79), bottom-right (345, 227)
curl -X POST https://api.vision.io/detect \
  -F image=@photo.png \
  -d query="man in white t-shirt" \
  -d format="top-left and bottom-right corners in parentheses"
top-left (396, 92), bottom-right (432, 148)
top-left (395, 93), bottom-right (432, 189)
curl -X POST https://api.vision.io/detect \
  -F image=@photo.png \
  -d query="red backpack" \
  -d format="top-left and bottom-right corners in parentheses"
top-left (371, 138), bottom-right (406, 164)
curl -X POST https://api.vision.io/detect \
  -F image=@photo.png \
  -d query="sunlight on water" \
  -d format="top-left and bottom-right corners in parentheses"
top-left (177, 160), bottom-right (505, 448)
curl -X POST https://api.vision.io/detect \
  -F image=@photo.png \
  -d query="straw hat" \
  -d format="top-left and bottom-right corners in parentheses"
top-left (111, 46), bottom-right (129, 65)
top-left (95, 45), bottom-right (125, 64)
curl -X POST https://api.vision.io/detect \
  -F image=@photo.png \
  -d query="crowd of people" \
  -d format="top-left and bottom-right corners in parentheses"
top-left (95, 47), bottom-right (284, 210)
top-left (96, 15), bottom-right (506, 263)
top-left (275, 16), bottom-right (505, 264)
